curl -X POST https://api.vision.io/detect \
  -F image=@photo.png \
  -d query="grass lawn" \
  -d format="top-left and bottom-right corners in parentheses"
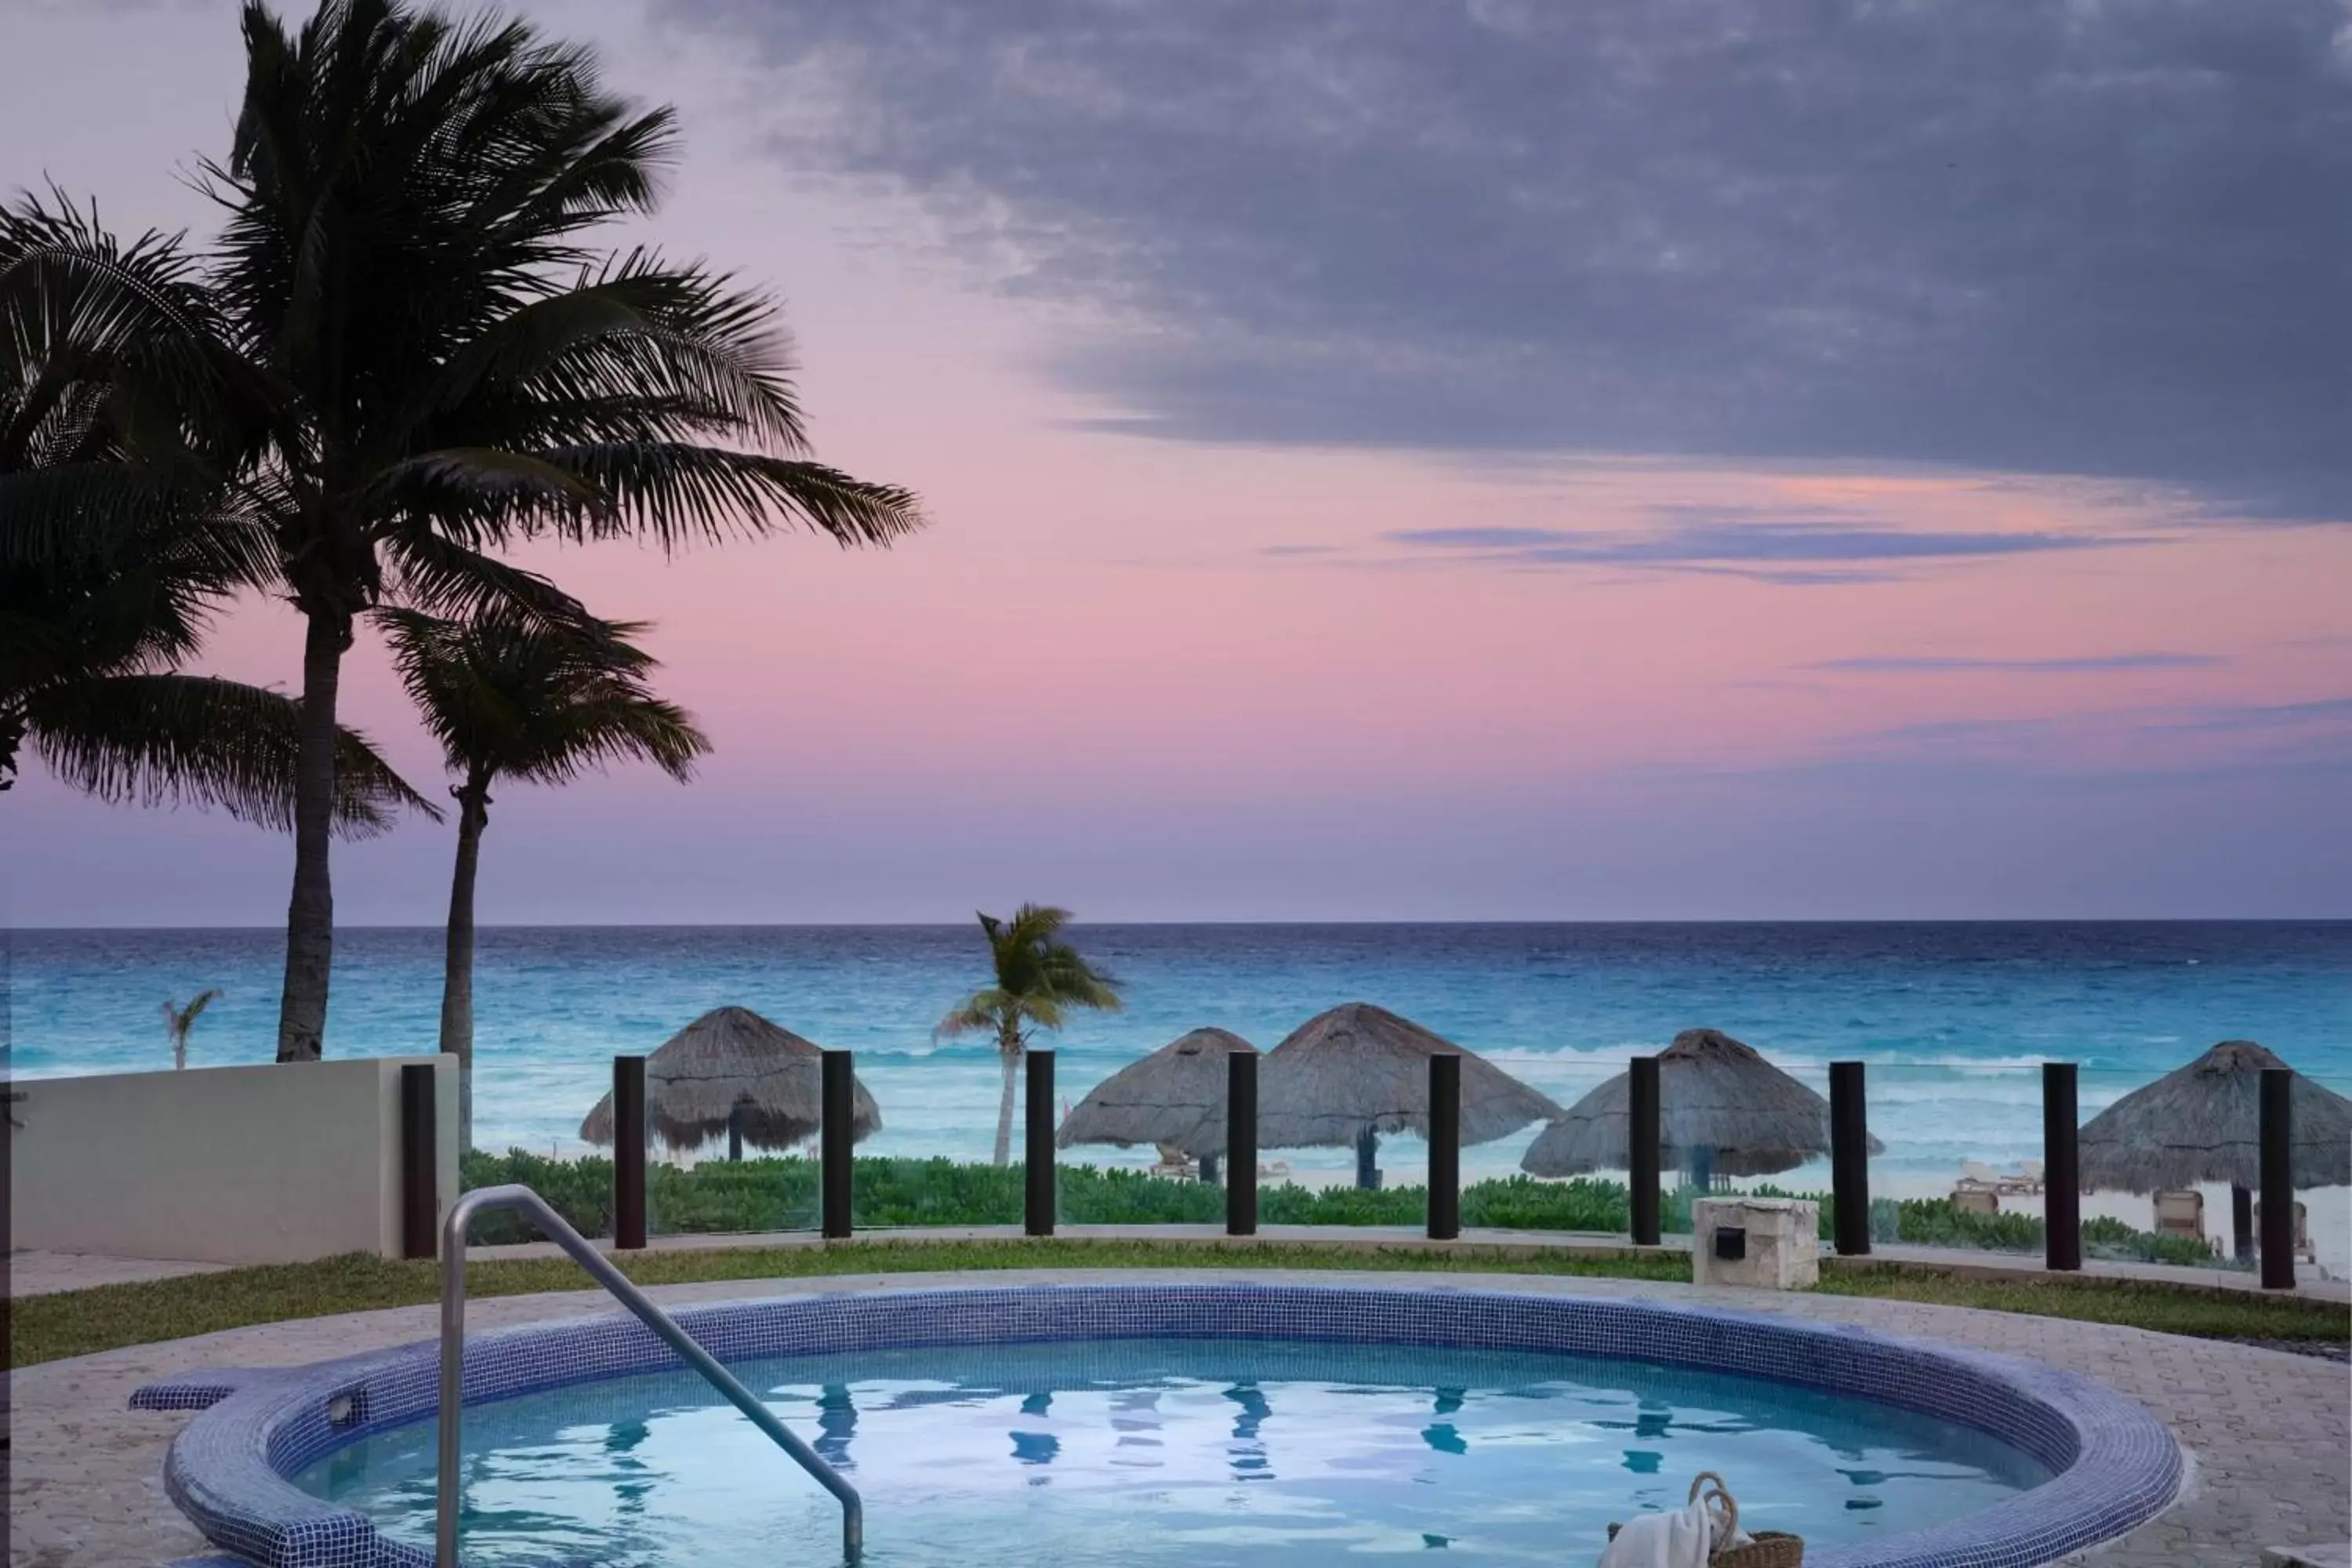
top-left (1816, 1265), bottom-right (2352, 1341)
top-left (11, 1239), bottom-right (2344, 1368)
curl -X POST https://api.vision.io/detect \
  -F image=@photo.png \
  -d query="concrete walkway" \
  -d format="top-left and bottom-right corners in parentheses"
top-left (7, 1266), bottom-right (2345, 1568)
top-left (463, 1221), bottom-right (2352, 1302)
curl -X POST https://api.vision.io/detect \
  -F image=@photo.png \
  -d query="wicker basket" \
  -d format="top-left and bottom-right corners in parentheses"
top-left (1606, 1472), bottom-right (1805, 1568)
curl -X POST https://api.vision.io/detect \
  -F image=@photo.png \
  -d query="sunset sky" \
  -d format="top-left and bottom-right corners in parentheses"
top-left (5, 0), bottom-right (2348, 924)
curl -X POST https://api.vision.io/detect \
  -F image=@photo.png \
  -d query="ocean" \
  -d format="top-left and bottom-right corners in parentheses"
top-left (7, 922), bottom-right (2347, 1193)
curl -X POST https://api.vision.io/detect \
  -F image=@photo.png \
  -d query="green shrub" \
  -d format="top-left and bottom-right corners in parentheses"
top-left (459, 1152), bottom-right (2214, 1269)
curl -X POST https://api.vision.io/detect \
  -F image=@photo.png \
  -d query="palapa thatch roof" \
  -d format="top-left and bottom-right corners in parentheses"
top-left (1254, 1003), bottom-right (1563, 1149)
top-left (1520, 1027), bottom-right (1876, 1178)
top-left (1058, 1027), bottom-right (1258, 1156)
top-left (579, 1006), bottom-right (881, 1152)
top-left (2078, 1040), bottom-right (2352, 1193)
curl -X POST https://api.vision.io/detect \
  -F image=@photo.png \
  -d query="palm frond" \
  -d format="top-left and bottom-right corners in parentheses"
top-left (379, 602), bottom-right (705, 789)
top-left (26, 672), bottom-right (438, 834)
top-left (376, 528), bottom-right (594, 635)
top-left (541, 445), bottom-right (923, 550)
top-left (935, 989), bottom-right (1015, 1042)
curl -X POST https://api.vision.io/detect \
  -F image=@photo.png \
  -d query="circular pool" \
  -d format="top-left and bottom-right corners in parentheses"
top-left (142, 1284), bottom-right (2181, 1568)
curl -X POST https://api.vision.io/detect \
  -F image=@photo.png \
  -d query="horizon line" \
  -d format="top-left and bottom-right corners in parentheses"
top-left (8, 915), bottom-right (2347, 934)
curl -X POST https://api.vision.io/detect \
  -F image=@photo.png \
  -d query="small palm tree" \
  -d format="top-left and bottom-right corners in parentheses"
top-left (161, 989), bottom-right (223, 1070)
top-left (383, 605), bottom-right (707, 1149)
top-left (936, 905), bottom-right (1123, 1167)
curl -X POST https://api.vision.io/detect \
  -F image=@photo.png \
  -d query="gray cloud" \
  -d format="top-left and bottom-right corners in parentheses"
top-left (1367, 508), bottom-right (2151, 580)
top-left (1814, 654), bottom-right (2226, 673)
top-left (1853, 696), bottom-right (2352, 759)
top-left (2169, 695), bottom-right (2352, 731)
top-left (665, 0), bottom-right (2352, 517)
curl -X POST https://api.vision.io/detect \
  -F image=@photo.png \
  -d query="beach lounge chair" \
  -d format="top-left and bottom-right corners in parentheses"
top-left (2002, 1158), bottom-right (2045, 1194)
top-left (1958, 1161), bottom-right (2000, 1192)
top-left (2252, 1200), bottom-right (2316, 1264)
top-left (2152, 1189), bottom-right (2205, 1244)
top-left (1950, 1187), bottom-right (2000, 1216)
top-left (1149, 1143), bottom-right (1199, 1181)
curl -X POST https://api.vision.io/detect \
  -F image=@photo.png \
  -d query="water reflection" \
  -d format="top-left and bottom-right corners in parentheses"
top-left (1422, 1388), bottom-right (1468, 1456)
top-left (1225, 1382), bottom-right (1272, 1481)
top-left (815, 1387), bottom-right (857, 1471)
top-left (606, 1418), bottom-right (652, 1515)
top-left (1010, 1431), bottom-right (1061, 1466)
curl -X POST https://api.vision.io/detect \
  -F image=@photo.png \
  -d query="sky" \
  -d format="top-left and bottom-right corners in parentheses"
top-left (3, 0), bottom-right (2349, 924)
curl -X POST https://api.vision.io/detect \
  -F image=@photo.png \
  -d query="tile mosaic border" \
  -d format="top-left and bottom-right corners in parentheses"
top-left (136, 1283), bottom-right (2181, 1568)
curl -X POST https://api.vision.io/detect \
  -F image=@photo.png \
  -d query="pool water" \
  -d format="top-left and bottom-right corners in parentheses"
top-left (299, 1338), bottom-right (2050, 1566)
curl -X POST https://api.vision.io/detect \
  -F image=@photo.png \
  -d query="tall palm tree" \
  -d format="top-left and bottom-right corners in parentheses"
top-left (936, 906), bottom-right (1123, 1167)
top-left (198, 0), bottom-right (921, 1060)
top-left (383, 604), bottom-right (706, 1148)
top-left (0, 192), bottom-right (426, 832)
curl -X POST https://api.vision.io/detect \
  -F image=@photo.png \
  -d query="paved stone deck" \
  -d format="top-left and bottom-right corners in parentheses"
top-left (465, 1221), bottom-right (2352, 1301)
top-left (8, 1268), bottom-right (2347, 1568)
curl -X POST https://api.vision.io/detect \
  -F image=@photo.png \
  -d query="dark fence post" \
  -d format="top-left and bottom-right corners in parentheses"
top-left (2042, 1062), bottom-right (2080, 1272)
top-left (1227, 1050), bottom-right (1258, 1236)
top-left (613, 1054), bottom-right (647, 1250)
top-left (1025, 1050), bottom-right (1056, 1236)
top-left (1629, 1054), bottom-right (1661, 1247)
top-left (1830, 1061), bottom-right (1871, 1257)
top-left (401, 1062), bottom-right (438, 1260)
top-left (1428, 1054), bottom-right (1461, 1240)
top-left (822, 1051), bottom-right (855, 1240)
top-left (2260, 1067), bottom-right (2295, 1290)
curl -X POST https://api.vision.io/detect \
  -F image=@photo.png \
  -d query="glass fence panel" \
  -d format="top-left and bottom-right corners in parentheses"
top-left (851, 1044), bottom-right (1022, 1229)
top-left (1053, 1040), bottom-right (1225, 1229)
top-left (462, 1062), bottom-right (621, 1242)
top-left (1861, 1062), bottom-right (2044, 1255)
top-left (460, 1142), bottom-right (619, 1243)
top-left (644, 1054), bottom-right (823, 1238)
top-left (2291, 1065), bottom-right (2352, 1285)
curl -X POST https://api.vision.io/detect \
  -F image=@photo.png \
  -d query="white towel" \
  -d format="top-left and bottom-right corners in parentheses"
top-left (1595, 1501), bottom-right (1713, 1568)
top-left (1595, 1499), bottom-right (1753, 1568)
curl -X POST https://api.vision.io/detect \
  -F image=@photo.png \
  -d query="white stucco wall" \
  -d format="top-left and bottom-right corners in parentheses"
top-left (9, 1055), bottom-right (459, 1265)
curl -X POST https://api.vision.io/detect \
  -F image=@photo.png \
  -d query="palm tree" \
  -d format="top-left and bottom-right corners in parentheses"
top-left (194, 0), bottom-right (922, 1060)
top-left (0, 192), bottom-right (426, 832)
top-left (161, 989), bottom-right (223, 1070)
top-left (936, 906), bottom-right (1123, 1167)
top-left (383, 604), bottom-right (706, 1148)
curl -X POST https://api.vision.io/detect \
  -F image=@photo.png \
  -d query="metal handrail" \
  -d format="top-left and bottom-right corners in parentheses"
top-left (437, 1184), bottom-right (863, 1565)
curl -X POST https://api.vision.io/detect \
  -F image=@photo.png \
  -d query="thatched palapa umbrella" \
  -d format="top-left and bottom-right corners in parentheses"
top-left (1257, 1003), bottom-right (1563, 1189)
top-left (1058, 1027), bottom-right (1258, 1181)
top-left (2078, 1040), bottom-right (2352, 1259)
top-left (580, 1006), bottom-right (881, 1160)
top-left (1521, 1028), bottom-right (1875, 1186)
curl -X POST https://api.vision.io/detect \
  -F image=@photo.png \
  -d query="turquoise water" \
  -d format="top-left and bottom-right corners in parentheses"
top-left (297, 1338), bottom-right (2049, 1567)
top-left (7, 923), bottom-right (2347, 1183)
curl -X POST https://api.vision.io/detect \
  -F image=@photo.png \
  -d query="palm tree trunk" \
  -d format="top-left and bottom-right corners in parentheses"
top-left (276, 611), bottom-right (347, 1062)
top-left (441, 775), bottom-right (490, 1150)
top-left (992, 1028), bottom-right (1023, 1167)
